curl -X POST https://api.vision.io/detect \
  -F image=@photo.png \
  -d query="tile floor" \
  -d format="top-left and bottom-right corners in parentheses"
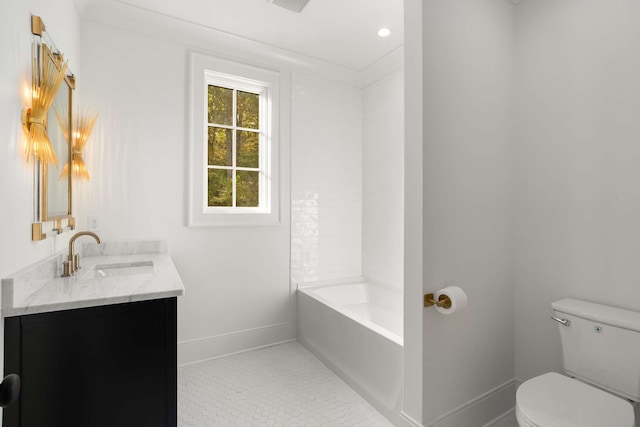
top-left (178, 341), bottom-right (394, 427)
top-left (491, 413), bottom-right (518, 427)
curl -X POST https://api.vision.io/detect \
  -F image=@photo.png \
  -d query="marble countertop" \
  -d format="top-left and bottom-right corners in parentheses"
top-left (2, 240), bottom-right (185, 317)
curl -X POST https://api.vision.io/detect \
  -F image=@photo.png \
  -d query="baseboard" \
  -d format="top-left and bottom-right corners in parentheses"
top-left (400, 411), bottom-right (424, 427)
top-left (178, 321), bottom-right (296, 366)
top-left (481, 408), bottom-right (515, 427)
top-left (424, 379), bottom-right (517, 427)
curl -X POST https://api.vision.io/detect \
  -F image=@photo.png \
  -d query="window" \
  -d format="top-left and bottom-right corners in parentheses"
top-left (189, 53), bottom-right (280, 226)
top-left (207, 82), bottom-right (263, 208)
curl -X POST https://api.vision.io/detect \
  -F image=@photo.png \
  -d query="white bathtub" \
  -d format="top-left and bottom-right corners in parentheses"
top-left (297, 278), bottom-right (403, 425)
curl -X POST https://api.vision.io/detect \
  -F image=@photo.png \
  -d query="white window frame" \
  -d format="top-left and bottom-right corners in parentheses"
top-left (189, 53), bottom-right (280, 226)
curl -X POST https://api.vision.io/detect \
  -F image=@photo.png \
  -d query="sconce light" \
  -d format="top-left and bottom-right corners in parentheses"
top-left (55, 107), bottom-right (98, 181)
top-left (22, 45), bottom-right (68, 167)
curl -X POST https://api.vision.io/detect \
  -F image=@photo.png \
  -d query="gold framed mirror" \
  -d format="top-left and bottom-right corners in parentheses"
top-left (30, 17), bottom-right (76, 240)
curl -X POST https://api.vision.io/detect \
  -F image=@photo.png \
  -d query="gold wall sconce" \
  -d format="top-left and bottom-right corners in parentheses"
top-left (27, 15), bottom-right (77, 241)
top-left (55, 108), bottom-right (98, 181)
top-left (22, 39), bottom-right (69, 167)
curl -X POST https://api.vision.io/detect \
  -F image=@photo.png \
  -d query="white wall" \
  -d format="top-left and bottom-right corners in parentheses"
top-left (0, 0), bottom-right (81, 280)
top-left (416, 0), bottom-right (516, 424)
top-left (514, 0), bottom-right (640, 382)
top-left (403, 1), bottom-right (424, 423)
top-left (362, 69), bottom-right (404, 290)
top-left (291, 74), bottom-right (362, 284)
top-left (78, 0), bottom-right (363, 365)
top-left (0, 1), bottom-right (81, 423)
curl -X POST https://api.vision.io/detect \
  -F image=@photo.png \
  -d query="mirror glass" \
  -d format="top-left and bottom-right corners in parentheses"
top-left (44, 68), bottom-right (72, 219)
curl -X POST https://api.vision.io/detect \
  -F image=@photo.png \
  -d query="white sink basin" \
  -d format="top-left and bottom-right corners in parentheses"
top-left (83, 261), bottom-right (154, 279)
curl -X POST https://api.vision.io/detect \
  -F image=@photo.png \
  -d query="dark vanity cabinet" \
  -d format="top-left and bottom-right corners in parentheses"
top-left (3, 297), bottom-right (177, 427)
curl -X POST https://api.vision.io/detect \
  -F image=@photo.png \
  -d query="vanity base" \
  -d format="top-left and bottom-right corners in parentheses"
top-left (3, 297), bottom-right (177, 427)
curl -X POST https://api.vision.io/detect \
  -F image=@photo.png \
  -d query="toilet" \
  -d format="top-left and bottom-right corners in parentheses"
top-left (516, 298), bottom-right (639, 427)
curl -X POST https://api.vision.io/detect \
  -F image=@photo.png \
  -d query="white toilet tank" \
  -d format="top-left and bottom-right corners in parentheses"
top-left (552, 298), bottom-right (640, 402)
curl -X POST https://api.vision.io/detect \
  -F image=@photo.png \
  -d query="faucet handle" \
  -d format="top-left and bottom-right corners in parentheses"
top-left (73, 254), bottom-right (80, 272)
top-left (62, 260), bottom-right (73, 277)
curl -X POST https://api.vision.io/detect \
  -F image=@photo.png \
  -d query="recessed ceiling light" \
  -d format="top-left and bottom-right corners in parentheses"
top-left (377, 27), bottom-right (391, 38)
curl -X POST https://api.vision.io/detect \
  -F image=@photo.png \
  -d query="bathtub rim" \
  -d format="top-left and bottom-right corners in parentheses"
top-left (297, 276), bottom-right (404, 346)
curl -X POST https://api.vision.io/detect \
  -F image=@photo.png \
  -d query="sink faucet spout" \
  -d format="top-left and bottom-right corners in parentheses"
top-left (63, 231), bottom-right (101, 277)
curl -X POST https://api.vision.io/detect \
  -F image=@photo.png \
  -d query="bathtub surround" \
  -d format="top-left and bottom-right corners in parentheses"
top-left (290, 186), bottom-right (320, 283)
top-left (291, 45), bottom-right (404, 287)
top-left (362, 69), bottom-right (405, 290)
top-left (291, 74), bottom-right (363, 283)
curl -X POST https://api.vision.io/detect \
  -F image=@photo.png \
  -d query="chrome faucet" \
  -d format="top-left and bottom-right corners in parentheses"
top-left (62, 231), bottom-right (101, 277)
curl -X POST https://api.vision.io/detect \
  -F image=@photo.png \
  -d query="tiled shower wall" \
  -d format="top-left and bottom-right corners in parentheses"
top-left (362, 70), bottom-right (404, 291)
top-left (291, 73), bottom-right (363, 284)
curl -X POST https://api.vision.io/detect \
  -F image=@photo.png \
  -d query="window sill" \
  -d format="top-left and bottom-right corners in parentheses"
top-left (187, 211), bottom-right (281, 227)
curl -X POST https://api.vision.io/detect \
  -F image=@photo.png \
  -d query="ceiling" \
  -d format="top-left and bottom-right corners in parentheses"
top-left (108, 0), bottom-right (404, 71)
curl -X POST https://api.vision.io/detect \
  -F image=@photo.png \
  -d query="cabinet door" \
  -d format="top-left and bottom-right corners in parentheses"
top-left (4, 298), bottom-right (177, 427)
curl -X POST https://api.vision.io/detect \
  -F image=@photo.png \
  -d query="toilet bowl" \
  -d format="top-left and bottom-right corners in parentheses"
top-left (516, 372), bottom-right (634, 427)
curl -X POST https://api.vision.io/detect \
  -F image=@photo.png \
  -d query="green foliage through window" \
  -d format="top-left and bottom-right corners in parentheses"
top-left (208, 86), bottom-right (233, 126)
top-left (236, 131), bottom-right (259, 168)
top-left (208, 127), bottom-right (232, 166)
top-left (236, 171), bottom-right (259, 207)
top-left (208, 169), bottom-right (232, 207)
top-left (237, 91), bottom-right (259, 129)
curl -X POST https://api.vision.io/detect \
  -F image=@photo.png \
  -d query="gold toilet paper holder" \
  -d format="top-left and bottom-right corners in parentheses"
top-left (424, 293), bottom-right (452, 309)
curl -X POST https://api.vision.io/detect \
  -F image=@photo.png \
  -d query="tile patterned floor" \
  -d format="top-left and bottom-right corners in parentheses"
top-left (490, 413), bottom-right (518, 427)
top-left (178, 341), bottom-right (394, 427)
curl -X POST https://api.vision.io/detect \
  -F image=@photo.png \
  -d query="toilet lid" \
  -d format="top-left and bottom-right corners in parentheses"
top-left (516, 372), bottom-right (634, 427)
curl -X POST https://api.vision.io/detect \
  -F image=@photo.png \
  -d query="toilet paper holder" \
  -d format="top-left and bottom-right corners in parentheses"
top-left (424, 293), bottom-right (452, 309)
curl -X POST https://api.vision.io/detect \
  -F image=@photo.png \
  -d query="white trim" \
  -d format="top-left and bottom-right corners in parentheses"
top-left (403, 0), bottom-right (425, 422)
top-left (178, 321), bottom-right (296, 365)
top-left (178, 339), bottom-right (297, 368)
top-left (423, 379), bottom-right (517, 427)
top-left (178, 321), bottom-right (292, 345)
top-left (481, 408), bottom-right (516, 427)
top-left (83, 1), bottom-right (362, 88)
top-left (400, 411), bottom-right (424, 427)
top-left (188, 52), bottom-right (282, 226)
top-left (362, 46), bottom-right (404, 88)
